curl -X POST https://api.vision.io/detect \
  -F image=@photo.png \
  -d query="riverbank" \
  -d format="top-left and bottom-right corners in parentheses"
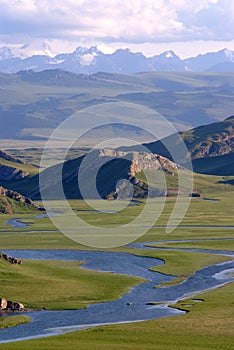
top-left (0, 247), bottom-right (233, 344)
top-left (0, 316), bottom-right (30, 330)
top-left (8, 281), bottom-right (229, 350)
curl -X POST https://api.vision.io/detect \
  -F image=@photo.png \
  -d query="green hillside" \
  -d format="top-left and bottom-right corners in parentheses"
top-left (1, 116), bottom-right (234, 200)
top-left (0, 149), bottom-right (38, 179)
top-left (0, 190), bottom-right (40, 214)
top-left (139, 115), bottom-right (234, 176)
top-left (3, 149), bottom-right (234, 201)
top-left (181, 115), bottom-right (234, 158)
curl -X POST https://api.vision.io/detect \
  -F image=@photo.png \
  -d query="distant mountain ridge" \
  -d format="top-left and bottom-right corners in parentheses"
top-left (0, 69), bottom-right (233, 141)
top-left (5, 149), bottom-right (180, 200)
top-left (1, 119), bottom-right (234, 200)
top-left (1, 45), bottom-right (234, 73)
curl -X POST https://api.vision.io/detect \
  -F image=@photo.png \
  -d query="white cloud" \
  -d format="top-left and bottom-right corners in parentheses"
top-left (0, 0), bottom-right (233, 44)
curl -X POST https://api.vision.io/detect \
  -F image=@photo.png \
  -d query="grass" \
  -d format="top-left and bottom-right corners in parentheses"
top-left (0, 258), bottom-right (143, 311)
top-left (0, 190), bottom-right (233, 250)
top-left (149, 239), bottom-right (234, 251)
top-left (0, 282), bottom-right (233, 350)
top-left (121, 248), bottom-right (232, 288)
top-left (0, 197), bottom-right (40, 215)
top-left (0, 157), bottom-right (38, 176)
top-left (137, 249), bottom-right (232, 277)
top-left (0, 315), bottom-right (30, 329)
top-left (0, 188), bottom-right (233, 348)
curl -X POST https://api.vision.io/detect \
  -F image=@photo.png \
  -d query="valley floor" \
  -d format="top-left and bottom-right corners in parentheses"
top-left (0, 192), bottom-right (233, 349)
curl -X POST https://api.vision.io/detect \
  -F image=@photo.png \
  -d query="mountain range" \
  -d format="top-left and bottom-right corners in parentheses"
top-left (1, 46), bottom-right (234, 74)
top-left (0, 69), bottom-right (233, 141)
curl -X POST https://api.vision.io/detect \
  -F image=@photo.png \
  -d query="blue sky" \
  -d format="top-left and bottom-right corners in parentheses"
top-left (0, 0), bottom-right (234, 58)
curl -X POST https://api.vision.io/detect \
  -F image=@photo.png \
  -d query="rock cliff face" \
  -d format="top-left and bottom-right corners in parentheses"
top-left (100, 149), bottom-right (179, 199)
top-left (99, 149), bottom-right (178, 175)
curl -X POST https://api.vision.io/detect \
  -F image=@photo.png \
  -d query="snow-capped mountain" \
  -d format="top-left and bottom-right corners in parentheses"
top-left (184, 48), bottom-right (234, 71)
top-left (0, 46), bottom-right (16, 61)
top-left (0, 45), bottom-right (234, 73)
top-left (150, 50), bottom-right (187, 71)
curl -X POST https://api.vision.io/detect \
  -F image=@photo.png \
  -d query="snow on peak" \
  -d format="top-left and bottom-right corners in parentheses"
top-left (165, 51), bottom-right (174, 58)
top-left (80, 53), bottom-right (96, 66)
top-left (0, 46), bottom-right (15, 60)
top-left (75, 45), bottom-right (101, 56)
top-left (41, 42), bottom-right (54, 57)
top-left (14, 42), bottom-right (55, 58)
top-left (224, 48), bottom-right (234, 62)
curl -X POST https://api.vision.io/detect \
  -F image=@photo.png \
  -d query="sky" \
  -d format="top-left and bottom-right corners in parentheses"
top-left (0, 0), bottom-right (234, 58)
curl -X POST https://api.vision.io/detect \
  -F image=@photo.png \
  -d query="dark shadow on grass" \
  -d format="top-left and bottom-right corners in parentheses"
top-left (217, 179), bottom-right (234, 186)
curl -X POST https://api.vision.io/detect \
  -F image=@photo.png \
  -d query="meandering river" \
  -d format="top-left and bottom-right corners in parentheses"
top-left (0, 245), bottom-right (233, 344)
top-left (1, 214), bottom-right (234, 343)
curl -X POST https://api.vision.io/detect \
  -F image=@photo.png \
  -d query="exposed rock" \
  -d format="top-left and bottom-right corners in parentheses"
top-left (6, 301), bottom-right (24, 311)
top-left (0, 297), bottom-right (7, 310)
top-left (1, 298), bottom-right (24, 311)
top-left (0, 254), bottom-right (24, 311)
top-left (30, 148), bottom-right (180, 200)
top-left (2, 198), bottom-right (13, 214)
top-left (0, 185), bottom-right (45, 213)
top-left (101, 149), bottom-right (177, 199)
top-left (0, 253), bottom-right (22, 264)
top-left (100, 149), bottom-right (178, 176)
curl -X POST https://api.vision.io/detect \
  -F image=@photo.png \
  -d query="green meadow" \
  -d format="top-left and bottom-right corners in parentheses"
top-left (0, 258), bottom-right (143, 311)
top-left (0, 282), bottom-right (233, 350)
top-left (0, 186), bottom-right (233, 349)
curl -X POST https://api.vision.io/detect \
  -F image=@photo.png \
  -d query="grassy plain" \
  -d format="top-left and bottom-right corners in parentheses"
top-left (0, 316), bottom-right (30, 329)
top-left (0, 186), bottom-right (233, 348)
top-left (0, 282), bottom-right (233, 350)
top-left (0, 258), bottom-right (142, 311)
top-left (0, 189), bottom-right (233, 249)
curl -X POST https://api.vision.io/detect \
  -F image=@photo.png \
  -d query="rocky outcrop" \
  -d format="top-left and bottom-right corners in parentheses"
top-left (0, 253), bottom-right (24, 311)
top-left (3, 198), bottom-right (13, 214)
top-left (6, 301), bottom-right (24, 311)
top-left (0, 164), bottom-right (29, 180)
top-left (100, 149), bottom-right (178, 175)
top-left (0, 297), bottom-right (7, 310)
top-left (0, 253), bottom-right (22, 264)
top-left (100, 150), bottom-right (176, 199)
top-left (0, 186), bottom-right (45, 213)
top-left (30, 148), bottom-right (180, 200)
top-left (0, 298), bottom-right (24, 311)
